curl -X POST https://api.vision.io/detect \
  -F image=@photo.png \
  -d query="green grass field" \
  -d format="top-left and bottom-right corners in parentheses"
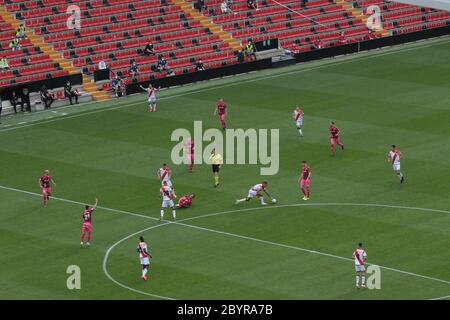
top-left (1, 38), bottom-right (450, 300)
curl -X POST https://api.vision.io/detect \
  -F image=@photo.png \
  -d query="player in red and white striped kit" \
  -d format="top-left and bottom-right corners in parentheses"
top-left (352, 242), bottom-right (368, 289)
top-left (160, 181), bottom-right (177, 220)
top-left (137, 236), bottom-right (153, 281)
top-left (387, 145), bottom-right (404, 183)
top-left (176, 193), bottom-right (196, 209)
top-left (139, 84), bottom-right (160, 112)
top-left (235, 181), bottom-right (273, 206)
top-left (157, 163), bottom-right (172, 187)
top-left (292, 106), bottom-right (304, 137)
top-left (38, 170), bottom-right (56, 207)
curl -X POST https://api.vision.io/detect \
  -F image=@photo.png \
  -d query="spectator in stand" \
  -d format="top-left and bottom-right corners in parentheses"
top-left (221, 0), bottom-right (235, 14)
top-left (247, 0), bottom-right (257, 10)
top-left (16, 24), bottom-right (27, 40)
top-left (40, 85), bottom-right (55, 109)
top-left (157, 55), bottom-right (169, 72)
top-left (195, 59), bottom-right (205, 71)
top-left (167, 69), bottom-right (175, 77)
top-left (0, 56), bottom-right (9, 70)
top-left (245, 41), bottom-right (257, 61)
top-left (195, 0), bottom-right (207, 12)
top-left (10, 90), bottom-right (22, 113)
top-left (144, 42), bottom-right (156, 56)
top-left (112, 75), bottom-right (125, 98)
top-left (339, 32), bottom-right (348, 45)
top-left (237, 49), bottom-right (245, 63)
top-left (21, 87), bottom-right (31, 112)
top-left (98, 60), bottom-right (107, 70)
top-left (313, 38), bottom-right (322, 49)
top-left (64, 81), bottom-right (79, 105)
top-left (9, 38), bottom-right (21, 51)
top-left (129, 61), bottom-right (140, 80)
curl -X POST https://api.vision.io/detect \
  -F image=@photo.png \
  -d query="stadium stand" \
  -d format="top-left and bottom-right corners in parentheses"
top-left (0, 0), bottom-right (449, 104)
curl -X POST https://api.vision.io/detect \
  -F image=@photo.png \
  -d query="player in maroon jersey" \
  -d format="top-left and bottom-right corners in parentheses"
top-left (38, 170), bottom-right (56, 207)
top-left (214, 98), bottom-right (228, 130)
top-left (299, 161), bottom-right (311, 200)
top-left (329, 121), bottom-right (344, 156)
top-left (175, 193), bottom-right (196, 209)
top-left (80, 198), bottom-right (98, 247)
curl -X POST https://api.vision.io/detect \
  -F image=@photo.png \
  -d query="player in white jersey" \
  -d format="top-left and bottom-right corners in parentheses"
top-left (235, 181), bottom-right (273, 206)
top-left (387, 144), bottom-right (404, 183)
top-left (352, 242), bottom-right (368, 288)
top-left (137, 236), bottom-right (153, 281)
top-left (157, 163), bottom-right (172, 188)
top-left (139, 84), bottom-right (160, 112)
top-left (160, 181), bottom-right (177, 220)
top-left (292, 106), bottom-right (304, 137)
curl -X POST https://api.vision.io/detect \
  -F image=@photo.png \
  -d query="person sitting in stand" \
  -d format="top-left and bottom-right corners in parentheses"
top-left (16, 24), bottom-right (27, 40)
top-left (10, 90), bottom-right (23, 113)
top-left (245, 41), bottom-right (257, 61)
top-left (64, 81), bottom-right (79, 105)
top-left (112, 75), bottom-right (125, 97)
top-left (157, 55), bottom-right (169, 72)
top-left (166, 69), bottom-right (175, 77)
top-left (195, 59), bottom-right (205, 71)
top-left (0, 56), bottom-right (9, 70)
top-left (247, 0), bottom-right (257, 10)
top-left (129, 61), bottom-right (140, 80)
top-left (339, 32), bottom-right (348, 45)
top-left (313, 38), bottom-right (322, 49)
top-left (143, 42), bottom-right (156, 56)
top-left (9, 38), bottom-right (21, 51)
top-left (98, 60), bottom-right (107, 70)
top-left (221, 0), bottom-right (235, 14)
top-left (195, 0), bottom-right (207, 12)
top-left (40, 85), bottom-right (55, 109)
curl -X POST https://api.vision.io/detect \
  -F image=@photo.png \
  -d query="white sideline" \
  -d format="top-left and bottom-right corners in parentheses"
top-left (1, 37), bottom-right (450, 133)
top-left (1, 184), bottom-right (449, 299)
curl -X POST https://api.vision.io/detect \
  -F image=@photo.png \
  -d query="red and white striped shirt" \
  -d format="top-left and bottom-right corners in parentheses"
top-left (353, 248), bottom-right (367, 266)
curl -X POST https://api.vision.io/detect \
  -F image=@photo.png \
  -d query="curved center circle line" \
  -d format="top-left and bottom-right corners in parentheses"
top-left (103, 202), bottom-right (450, 299)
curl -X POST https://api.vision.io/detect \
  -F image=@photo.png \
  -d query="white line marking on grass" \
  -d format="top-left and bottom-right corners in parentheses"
top-left (102, 222), bottom-right (177, 300)
top-left (429, 294), bottom-right (450, 300)
top-left (1, 37), bottom-right (449, 134)
top-left (1, 184), bottom-right (449, 298)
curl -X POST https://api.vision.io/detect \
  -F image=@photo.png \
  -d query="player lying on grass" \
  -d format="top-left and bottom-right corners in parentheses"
top-left (39, 170), bottom-right (56, 208)
top-left (80, 198), bottom-right (98, 247)
top-left (137, 236), bottom-right (153, 281)
top-left (235, 181), bottom-right (275, 206)
top-left (175, 193), bottom-right (196, 209)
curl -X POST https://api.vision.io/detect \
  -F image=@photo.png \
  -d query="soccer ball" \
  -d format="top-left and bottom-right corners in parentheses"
top-left (271, 198), bottom-right (277, 204)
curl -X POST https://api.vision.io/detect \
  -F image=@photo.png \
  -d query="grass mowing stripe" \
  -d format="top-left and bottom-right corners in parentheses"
top-left (2, 36), bottom-right (450, 133)
top-left (1, 184), bottom-right (449, 293)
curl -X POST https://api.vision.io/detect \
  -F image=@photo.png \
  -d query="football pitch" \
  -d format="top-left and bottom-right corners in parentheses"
top-left (1, 37), bottom-right (450, 300)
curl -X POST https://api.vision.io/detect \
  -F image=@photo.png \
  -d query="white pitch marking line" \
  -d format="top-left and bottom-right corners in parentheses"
top-left (1, 184), bottom-right (449, 298)
top-left (429, 294), bottom-right (450, 300)
top-left (1, 37), bottom-right (449, 134)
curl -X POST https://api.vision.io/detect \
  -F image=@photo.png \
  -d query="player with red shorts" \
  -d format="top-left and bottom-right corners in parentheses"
top-left (80, 198), bottom-right (98, 247)
top-left (175, 194), bottom-right (196, 209)
top-left (39, 170), bottom-right (56, 207)
top-left (329, 121), bottom-right (344, 156)
top-left (214, 98), bottom-right (227, 130)
top-left (299, 161), bottom-right (311, 201)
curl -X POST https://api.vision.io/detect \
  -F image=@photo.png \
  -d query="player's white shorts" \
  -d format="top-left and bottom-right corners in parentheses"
top-left (162, 199), bottom-right (174, 208)
top-left (247, 189), bottom-right (259, 199)
top-left (355, 265), bottom-right (365, 272)
top-left (148, 97), bottom-right (156, 105)
top-left (392, 163), bottom-right (400, 171)
top-left (296, 119), bottom-right (303, 127)
top-left (140, 257), bottom-right (150, 265)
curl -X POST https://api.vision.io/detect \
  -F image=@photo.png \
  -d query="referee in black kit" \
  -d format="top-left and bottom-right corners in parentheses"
top-left (209, 148), bottom-right (223, 188)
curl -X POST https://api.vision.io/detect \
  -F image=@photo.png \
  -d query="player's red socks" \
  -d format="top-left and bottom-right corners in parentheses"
top-left (87, 233), bottom-right (91, 242)
top-left (331, 145), bottom-right (335, 155)
top-left (221, 120), bottom-right (226, 129)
